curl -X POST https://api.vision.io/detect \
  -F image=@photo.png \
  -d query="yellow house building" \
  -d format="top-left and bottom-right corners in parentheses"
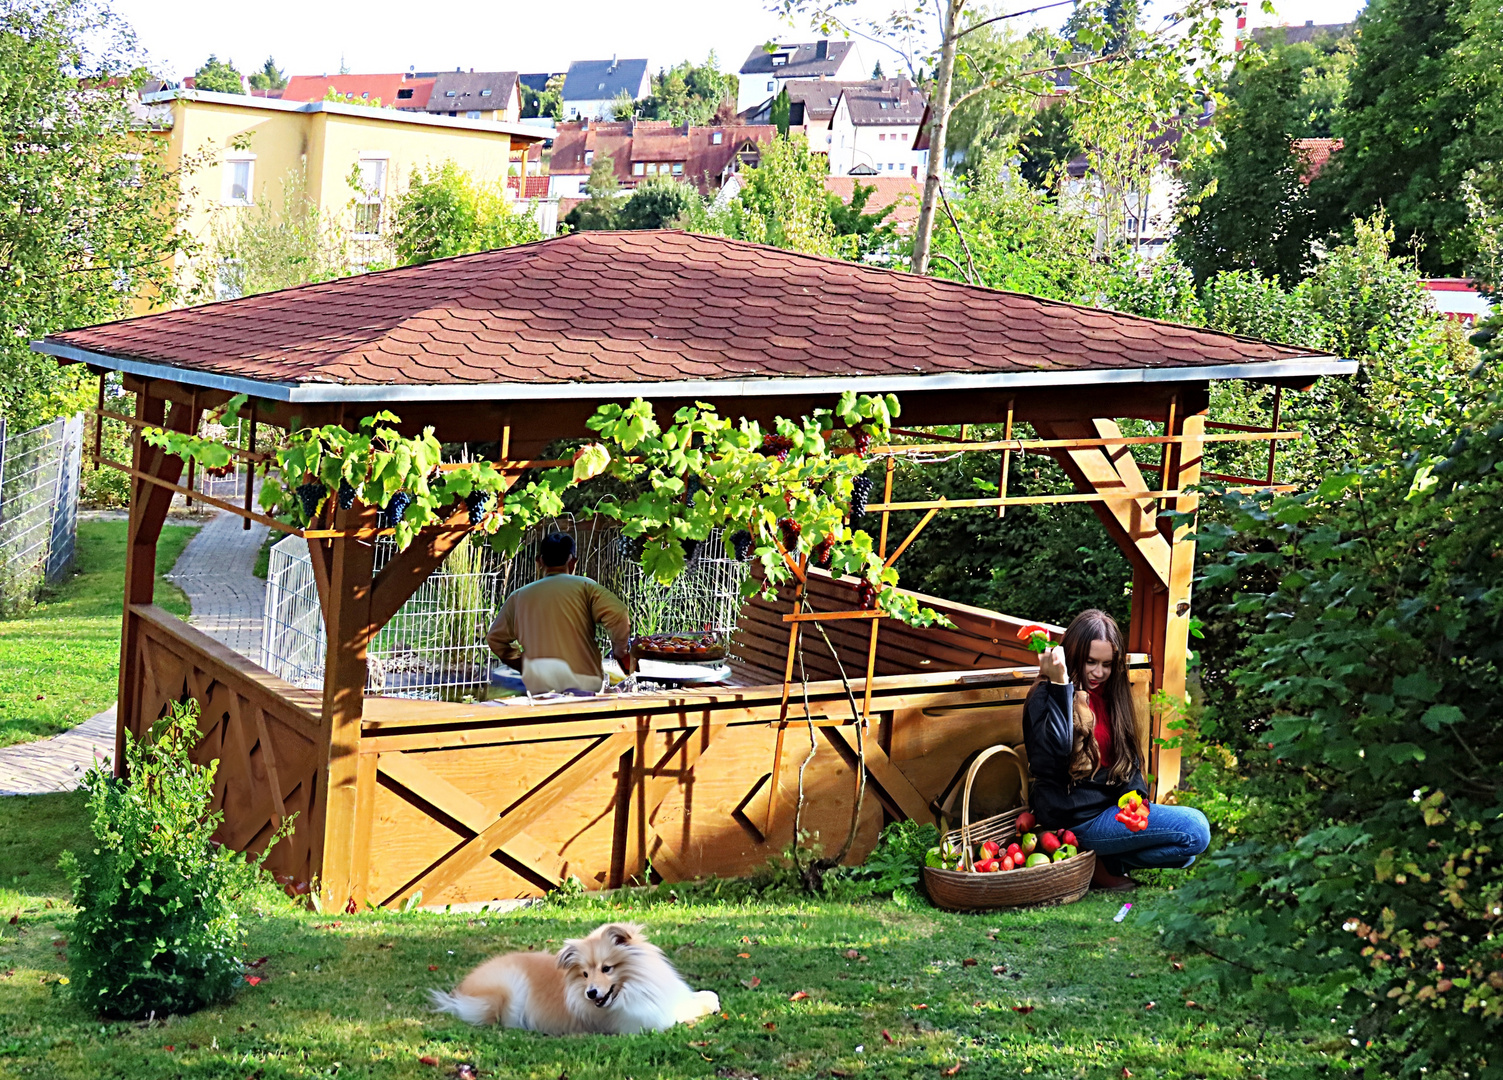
top-left (139, 89), bottom-right (548, 307)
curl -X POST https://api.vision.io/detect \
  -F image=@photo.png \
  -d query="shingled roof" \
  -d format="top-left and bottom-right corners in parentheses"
top-left (38, 231), bottom-right (1349, 404)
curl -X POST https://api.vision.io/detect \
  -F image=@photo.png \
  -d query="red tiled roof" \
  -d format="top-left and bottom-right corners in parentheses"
top-left (823, 177), bottom-right (923, 228)
top-left (42, 231), bottom-right (1341, 401)
top-left (1294, 137), bottom-right (1342, 182)
top-left (282, 74), bottom-right (435, 110)
top-left (549, 122), bottom-right (776, 194)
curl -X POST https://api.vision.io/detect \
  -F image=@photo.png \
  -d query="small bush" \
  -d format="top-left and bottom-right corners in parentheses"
top-left (61, 700), bottom-right (286, 1019)
top-left (823, 820), bottom-right (939, 905)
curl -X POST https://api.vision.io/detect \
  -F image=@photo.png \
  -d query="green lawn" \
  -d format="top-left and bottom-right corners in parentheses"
top-left (0, 793), bottom-right (1344, 1080)
top-left (0, 519), bottom-right (198, 748)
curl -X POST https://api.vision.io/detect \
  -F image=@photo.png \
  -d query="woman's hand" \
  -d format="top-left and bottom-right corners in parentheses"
top-left (1039, 645), bottom-right (1068, 685)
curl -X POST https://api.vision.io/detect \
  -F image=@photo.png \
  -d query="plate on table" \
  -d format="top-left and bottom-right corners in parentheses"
top-left (636, 658), bottom-right (731, 684)
top-left (631, 631), bottom-right (729, 663)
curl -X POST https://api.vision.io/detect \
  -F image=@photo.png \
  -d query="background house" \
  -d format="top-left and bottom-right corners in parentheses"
top-left (828, 78), bottom-right (927, 178)
top-left (281, 72), bottom-right (435, 110)
top-left (736, 39), bottom-right (864, 115)
top-left (421, 70), bottom-right (522, 122)
top-left (560, 57), bottom-right (651, 120)
top-left (136, 88), bottom-right (547, 302)
top-left (741, 78), bottom-right (842, 149)
top-left (547, 119), bottom-right (775, 200)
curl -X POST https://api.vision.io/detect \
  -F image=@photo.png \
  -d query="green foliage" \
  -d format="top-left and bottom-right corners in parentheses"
top-left (1017, 101), bottom-right (1081, 189)
top-left (61, 700), bottom-right (287, 1019)
top-left (691, 134), bottom-right (847, 257)
top-left (770, 84), bottom-right (791, 135)
top-left (246, 55), bottom-right (284, 91)
top-left (823, 820), bottom-right (939, 905)
top-left (1098, 255), bottom-right (1201, 322)
top-left (1315, 0), bottom-right (1490, 275)
top-left (1157, 368), bottom-right (1503, 1076)
top-left (204, 167), bottom-right (358, 297)
top-left (0, 0), bottom-right (199, 426)
top-left (192, 54), bottom-right (242, 94)
top-left (1249, 25), bottom-right (1355, 139)
top-left (825, 181), bottom-right (899, 259)
top-left (1174, 46), bottom-right (1320, 284)
top-left (561, 154), bottom-right (624, 232)
top-left (616, 175), bottom-right (699, 230)
top-left (638, 54), bottom-right (735, 125)
top-left (520, 72), bottom-right (563, 120)
top-left (389, 161), bottom-right (543, 265)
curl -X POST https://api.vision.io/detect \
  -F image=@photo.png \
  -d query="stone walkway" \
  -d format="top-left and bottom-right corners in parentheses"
top-left (0, 506), bottom-right (269, 796)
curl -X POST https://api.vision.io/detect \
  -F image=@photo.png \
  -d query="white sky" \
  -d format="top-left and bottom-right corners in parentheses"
top-left (115, 0), bottom-right (1369, 84)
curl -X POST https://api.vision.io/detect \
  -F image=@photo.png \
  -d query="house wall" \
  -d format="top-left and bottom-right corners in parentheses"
top-left (827, 97), bottom-right (925, 177)
top-left (734, 49), bottom-right (865, 114)
top-left (153, 97), bottom-right (519, 307)
top-left (563, 72), bottom-right (651, 121)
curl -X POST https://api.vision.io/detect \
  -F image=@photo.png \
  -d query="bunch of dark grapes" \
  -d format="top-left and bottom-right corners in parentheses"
top-left (381, 490), bottom-right (413, 529)
top-left (760, 434), bottom-right (794, 462)
top-left (778, 517), bottom-right (801, 551)
top-left (850, 475), bottom-right (874, 522)
top-left (812, 534), bottom-right (835, 568)
top-left (729, 529), bottom-right (754, 561)
top-left (851, 425), bottom-right (873, 456)
top-left (853, 578), bottom-right (878, 610)
top-left (337, 479), bottom-right (357, 510)
top-left (464, 490), bottom-right (493, 525)
top-left (681, 537), bottom-right (701, 563)
top-left (296, 479), bottom-right (326, 521)
top-left (685, 474), bottom-right (702, 507)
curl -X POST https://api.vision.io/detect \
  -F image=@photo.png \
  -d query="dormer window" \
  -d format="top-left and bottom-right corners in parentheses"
top-left (480, 88), bottom-right (492, 97)
top-left (771, 54), bottom-right (788, 66)
top-left (597, 81), bottom-right (606, 91)
top-left (445, 89), bottom-right (457, 97)
top-left (711, 131), bottom-right (723, 144)
top-left (397, 87), bottom-right (414, 99)
top-left (880, 101), bottom-right (888, 109)
top-left (584, 150), bottom-right (595, 165)
top-left (360, 91), bottom-right (370, 99)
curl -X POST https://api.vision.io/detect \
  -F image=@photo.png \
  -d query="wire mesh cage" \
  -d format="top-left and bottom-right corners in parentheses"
top-left (260, 517), bottom-right (749, 700)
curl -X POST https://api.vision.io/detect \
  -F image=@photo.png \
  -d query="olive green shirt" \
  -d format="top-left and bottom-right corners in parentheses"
top-left (485, 573), bottom-right (631, 681)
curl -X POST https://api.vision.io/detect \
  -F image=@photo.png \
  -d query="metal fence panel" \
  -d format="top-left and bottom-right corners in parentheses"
top-left (0, 414), bottom-right (83, 612)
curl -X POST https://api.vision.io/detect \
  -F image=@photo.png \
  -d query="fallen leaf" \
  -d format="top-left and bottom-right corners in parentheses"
top-left (689, 1041), bottom-right (710, 1048)
top-left (378, 943), bottom-right (394, 950)
top-left (913, 1003), bottom-right (928, 1009)
top-left (789, 991), bottom-right (809, 1002)
top-left (1122, 1069), bottom-right (1133, 1078)
top-left (1012, 1005), bottom-right (1034, 1014)
top-left (429, 965), bottom-right (439, 971)
top-left (419, 1056), bottom-right (440, 1066)
top-left (942, 1063), bottom-right (964, 1076)
top-left (456, 1066), bottom-right (478, 1080)
top-left (741, 977), bottom-right (760, 989)
top-left (844, 949), bottom-right (860, 959)
top-left (741, 936), bottom-right (753, 944)
top-left (962, 958), bottom-right (978, 968)
top-left (244, 976), bottom-right (261, 986)
top-left (1172, 962), bottom-right (1184, 972)
top-left (1185, 1001), bottom-right (1198, 1009)
top-left (882, 1029), bottom-right (894, 1044)
top-left (1144, 1001), bottom-right (1156, 1010)
top-left (858, 955), bottom-right (868, 962)
top-left (737, 953), bottom-right (751, 959)
top-left (246, 956), bottom-right (269, 968)
top-left (36, 694), bottom-right (44, 700)
top-left (764, 1022), bottom-right (776, 1030)
top-left (992, 965), bottom-right (1007, 976)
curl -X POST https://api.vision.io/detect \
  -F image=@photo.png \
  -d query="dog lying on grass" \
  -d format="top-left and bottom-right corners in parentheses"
top-left (429, 922), bottom-right (721, 1035)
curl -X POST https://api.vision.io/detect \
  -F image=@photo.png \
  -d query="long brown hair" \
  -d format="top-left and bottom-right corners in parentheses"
top-left (1060, 609), bottom-right (1140, 783)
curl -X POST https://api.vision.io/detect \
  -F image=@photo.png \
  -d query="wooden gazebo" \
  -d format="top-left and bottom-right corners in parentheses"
top-left (38, 231), bottom-right (1352, 910)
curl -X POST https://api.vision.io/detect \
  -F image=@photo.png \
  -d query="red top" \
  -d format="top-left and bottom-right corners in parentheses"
top-left (1087, 689), bottom-right (1114, 773)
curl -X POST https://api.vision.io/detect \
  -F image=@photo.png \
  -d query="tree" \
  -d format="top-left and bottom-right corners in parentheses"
top-left (0, 0), bottom-right (197, 425)
top-left (1173, 48), bottom-right (1319, 284)
top-left (769, 0), bottom-right (1240, 275)
top-left (193, 54), bottom-right (243, 94)
top-left (691, 134), bottom-right (843, 256)
top-left (247, 55), bottom-right (285, 91)
top-left (1017, 100), bottom-right (1080, 189)
top-left (872, 60), bottom-right (884, 78)
top-left (637, 55), bottom-right (737, 125)
top-left (561, 154), bottom-right (624, 232)
top-left (826, 182), bottom-right (899, 258)
top-left (609, 89), bottom-right (635, 121)
top-left (1315, 0), bottom-right (1482, 274)
top-left (389, 161), bottom-right (543, 264)
top-left (1251, 26), bottom-right (1355, 139)
top-left (617, 175), bottom-right (700, 230)
top-left (521, 72), bottom-right (564, 120)
top-left (205, 168), bottom-right (355, 297)
top-left (769, 84), bottom-right (791, 135)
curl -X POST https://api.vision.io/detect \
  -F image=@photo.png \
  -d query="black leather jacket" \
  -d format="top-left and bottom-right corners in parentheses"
top-left (1021, 680), bottom-right (1148, 829)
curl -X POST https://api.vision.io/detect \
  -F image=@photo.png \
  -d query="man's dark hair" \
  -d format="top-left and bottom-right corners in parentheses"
top-left (538, 531), bottom-right (576, 568)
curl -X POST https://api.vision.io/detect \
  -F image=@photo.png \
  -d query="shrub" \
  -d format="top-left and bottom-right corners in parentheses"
top-left (616, 175), bottom-right (700, 230)
top-left (823, 819), bottom-right (939, 905)
top-left (61, 700), bottom-right (286, 1019)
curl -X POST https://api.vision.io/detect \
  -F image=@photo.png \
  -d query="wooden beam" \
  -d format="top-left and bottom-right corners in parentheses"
top-left (821, 725), bottom-right (933, 825)
top-left (313, 501), bottom-right (379, 914)
top-left (1154, 410), bottom-right (1204, 797)
top-left (1033, 418), bottom-right (1173, 589)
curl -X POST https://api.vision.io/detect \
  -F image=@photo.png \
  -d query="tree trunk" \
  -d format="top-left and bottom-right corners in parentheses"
top-left (909, 0), bottom-right (967, 276)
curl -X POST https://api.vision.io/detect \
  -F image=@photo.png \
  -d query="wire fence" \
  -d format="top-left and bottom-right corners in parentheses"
top-left (0, 414), bottom-right (83, 614)
top-left (260, 517), bottom-right (749, 700)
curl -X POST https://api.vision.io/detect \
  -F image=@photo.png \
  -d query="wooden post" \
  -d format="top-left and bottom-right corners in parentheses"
top-left (1153, 407), bottom-right (1205, 797)
top-left (116, 385), bottom-right (202, 774)
top-left (311, 502), bottom-right (379, 912)
top-left (243, 400), bottom-right (257, 531)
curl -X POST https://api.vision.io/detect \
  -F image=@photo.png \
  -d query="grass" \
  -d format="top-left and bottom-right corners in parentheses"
top-left (0, 793), bottom-right (1346, 1080)
top-left (0, 519), bottom-right (198, 748)
top-left (252, 529), bottom-right (278, 580)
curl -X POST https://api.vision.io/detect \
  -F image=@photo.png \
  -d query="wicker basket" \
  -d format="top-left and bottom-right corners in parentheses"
top-left (924, 745), bottom-right (1096, 911)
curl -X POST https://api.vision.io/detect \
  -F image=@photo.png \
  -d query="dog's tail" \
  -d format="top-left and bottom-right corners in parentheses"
top-left (428, 988), bottom-right (498, 1026)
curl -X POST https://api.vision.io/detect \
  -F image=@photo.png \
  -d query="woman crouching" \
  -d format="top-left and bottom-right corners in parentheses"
top-left (1022, 609), bottom-right (1209, 890)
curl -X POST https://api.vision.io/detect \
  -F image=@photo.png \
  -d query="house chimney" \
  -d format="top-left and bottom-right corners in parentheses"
top-left (610, 54), bottom-right (618, 72)
top-left (1305, 18), bottom-right (1314, 25)
top-left (814, 40), bottom-right (828, 61)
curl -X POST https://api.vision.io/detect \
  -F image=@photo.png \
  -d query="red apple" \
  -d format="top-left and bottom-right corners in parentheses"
top-left (1005, 843), bottom-right (1023, 861)
top-left (1000, 855), bottom-right (1015, 871)
top-left (975, 859), bottom-right (996, 873)
top-left (1039, 831), bottom-right (1062, 856)
top-left (981, 839), bottom-right (1001, 860)
top-left (1015, 811), bottom-right (1037, 833)
top-left (1019, 832), bottom-right (1038, 856)
top-left (1060, 829), bottom-right (1078, 848)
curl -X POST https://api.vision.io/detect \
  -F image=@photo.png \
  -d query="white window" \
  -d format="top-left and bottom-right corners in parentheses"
top-left (222, 155), bottom-right (254, 205)
top-left (671, 162), bottom-right (683, 175)
top-left (354, 157), bottom-right (386, 238)
top-left (771, 54), bottom-right (787, 66)
top-left (584, 149), bottom-right (594, 166)
top-left (879, 133), bottom-right (886, 141)
top-left (711, 131), bottom-right (723, 145)
top-left (445, 89), bottom-right (457, 97)
top-left (767, 80), bottom-right (775, 91)
top-left (632, 161), bottom-right (645, 175)
top-left (466, 110), bottom-right (481, 119)
top-left (480, 88), bottom-right (492, 97)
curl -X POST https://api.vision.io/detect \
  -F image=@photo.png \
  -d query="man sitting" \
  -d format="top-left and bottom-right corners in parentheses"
top-left (485, 532), bottom-right (634, 695)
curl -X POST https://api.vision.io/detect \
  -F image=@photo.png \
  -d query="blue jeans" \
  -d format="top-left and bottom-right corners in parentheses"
top-left (1072, 802), bottom-right (1210, 874)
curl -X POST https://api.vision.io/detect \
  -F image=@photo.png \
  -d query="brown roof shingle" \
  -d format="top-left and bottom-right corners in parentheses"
top-left (41, 231), bottom-right (1342, 402)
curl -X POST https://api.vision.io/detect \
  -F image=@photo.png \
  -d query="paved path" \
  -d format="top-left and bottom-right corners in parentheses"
top-left (0, 507), bottom-right (269, 796)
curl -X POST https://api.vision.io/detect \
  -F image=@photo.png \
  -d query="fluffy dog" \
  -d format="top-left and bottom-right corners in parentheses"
top-left (429, 922), bottom-right (720, 1035)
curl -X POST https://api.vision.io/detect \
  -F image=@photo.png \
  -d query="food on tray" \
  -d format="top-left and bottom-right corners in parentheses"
top-left (631, 631), bottom-right (728, 662)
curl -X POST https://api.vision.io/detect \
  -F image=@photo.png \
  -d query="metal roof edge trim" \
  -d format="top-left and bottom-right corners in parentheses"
top-left (34, 340), bottom-right (1358, 404)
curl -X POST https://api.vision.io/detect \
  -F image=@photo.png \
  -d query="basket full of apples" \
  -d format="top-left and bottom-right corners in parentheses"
top-left (922, 745), bottom-right (1096, 910)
